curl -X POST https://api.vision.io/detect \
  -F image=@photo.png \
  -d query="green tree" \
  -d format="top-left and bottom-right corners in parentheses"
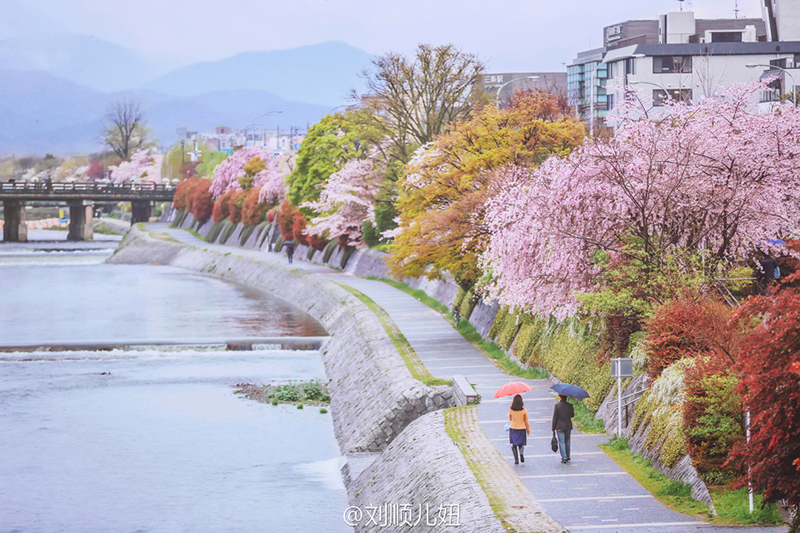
top-left (287, 109), bottom-right (382, 207)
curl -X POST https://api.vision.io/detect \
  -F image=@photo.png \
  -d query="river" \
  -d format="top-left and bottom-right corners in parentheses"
top-left (0, 230), bottom-right (352, 532)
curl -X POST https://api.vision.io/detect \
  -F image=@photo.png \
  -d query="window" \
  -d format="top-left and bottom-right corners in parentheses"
top-left (607, 93), bottom-right (616, 110)
top-left (770, 58), bottom-right (788, 69)
top-left (625, 57), bottom-right (637, 76)
top-left (652, 89), bottom-right (692, 106)
top-left (710, 31), bottom-right (743, 43)
top-left (652, 56), bottom-right (692, 73)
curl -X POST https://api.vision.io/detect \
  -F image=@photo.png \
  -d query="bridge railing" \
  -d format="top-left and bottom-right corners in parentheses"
top-left (0, 182), bottom-right (176, 195)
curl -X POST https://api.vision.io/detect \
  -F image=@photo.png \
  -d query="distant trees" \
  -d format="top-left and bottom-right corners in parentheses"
top-left (102, 98), bottom-right (153, 161)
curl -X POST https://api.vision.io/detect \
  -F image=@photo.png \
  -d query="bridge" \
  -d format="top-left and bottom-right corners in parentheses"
top-left (0, 182), bottom-right (175, 242)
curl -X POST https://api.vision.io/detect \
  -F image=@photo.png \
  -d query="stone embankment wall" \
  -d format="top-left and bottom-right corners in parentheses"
top-left (348, 411), bottom-right (505, 533)
top-left (596, 376), bottom-right (714, 508)
top-left (110, 225), bottom-right (503, 531)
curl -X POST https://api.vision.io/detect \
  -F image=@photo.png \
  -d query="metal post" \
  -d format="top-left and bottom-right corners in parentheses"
top-left (746, 408), bottom-right (753, 513)
top-left (617, 365), bottom-right (623, 436)
top-left (589, 64), bottom-right (595, 137)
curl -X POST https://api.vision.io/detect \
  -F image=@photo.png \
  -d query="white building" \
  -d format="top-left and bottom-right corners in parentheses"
top-left (180, 126), bottom-right (306, 157)
top-left (569, 4), bottom-right (800, 131)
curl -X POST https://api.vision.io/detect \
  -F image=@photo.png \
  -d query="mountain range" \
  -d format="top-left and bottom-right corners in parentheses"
top-left (0, 37), bottom-right (373, 155)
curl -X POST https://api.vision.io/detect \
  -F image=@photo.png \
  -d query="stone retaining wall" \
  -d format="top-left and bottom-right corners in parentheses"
top-left (348, 410), bottom-right (505, 533)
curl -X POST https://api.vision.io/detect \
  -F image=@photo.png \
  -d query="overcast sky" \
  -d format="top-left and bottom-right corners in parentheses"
top-left (1, 0), bottom-right (763, 71)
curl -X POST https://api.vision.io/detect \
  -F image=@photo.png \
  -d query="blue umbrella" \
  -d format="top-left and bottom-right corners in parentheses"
top-left (763, 238), bottom-right (788, 246)
top-left (550, 383), bottom-right (590, 399)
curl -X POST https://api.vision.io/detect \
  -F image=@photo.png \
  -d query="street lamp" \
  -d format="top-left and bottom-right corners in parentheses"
top-left (240, 111), bottom-right (283, 147)
top-left (746, 63), bottom-right (797, 106)
top-left (495, 75), bottom-right (540, 107)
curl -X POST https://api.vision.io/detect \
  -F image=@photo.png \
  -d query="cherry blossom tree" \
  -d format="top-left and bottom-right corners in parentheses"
top-left (209, 148), bottom-right (286, 202)
top-left (302, 159), bottom-right (382, 246)
top-left (481, 83), bottom-right (800, 320)
top-left (109, 150), bottom-right (162, 183)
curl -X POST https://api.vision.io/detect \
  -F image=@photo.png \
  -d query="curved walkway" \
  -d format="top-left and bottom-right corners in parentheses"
top-left (154, 223), bottom-right (787, 533)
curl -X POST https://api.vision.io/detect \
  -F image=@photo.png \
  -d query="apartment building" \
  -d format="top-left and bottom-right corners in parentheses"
top-left (569, 2), bottom-right (800, 130)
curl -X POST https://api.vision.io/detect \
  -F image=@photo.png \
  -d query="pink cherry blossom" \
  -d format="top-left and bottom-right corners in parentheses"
top-left (302, 159), bottom-right (382, 246)
top-left (481, 82), bottom-right (800, 320)
top-left (109, 150), bottom-right (162, 183)
top-left (209, 147), bottom-right (287, 202)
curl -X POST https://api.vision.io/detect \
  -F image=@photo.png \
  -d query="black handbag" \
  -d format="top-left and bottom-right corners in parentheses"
top-left (551, 431), bottom-right (559, 453)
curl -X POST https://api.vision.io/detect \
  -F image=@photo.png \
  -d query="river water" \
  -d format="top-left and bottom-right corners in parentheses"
top-left (0, 231), bottom-right (352, 532)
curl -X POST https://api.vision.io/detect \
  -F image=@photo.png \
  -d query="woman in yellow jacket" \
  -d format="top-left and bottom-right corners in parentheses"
top-left (508, 394), bottom-right (530, 464)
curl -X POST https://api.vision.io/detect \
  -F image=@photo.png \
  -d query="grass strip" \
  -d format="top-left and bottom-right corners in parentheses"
top-left (444, 406), bottom-right (515, 531)
top-left (369, 277), bottom-right (548, 381)
top-left (91, 223), bottom-right (123, 235)
top-left (709, 487), bottom-right (785, 525)
top-left (601, 436), bottom-right (785, 525)
top-left (335, 282), bottom-right (450, 387)
top-left (568, 397), bottom-right (606, 433)
top-left (600, 436), bottom-right (711, 518)
top-left (186, 228), bottom-right (206, 241)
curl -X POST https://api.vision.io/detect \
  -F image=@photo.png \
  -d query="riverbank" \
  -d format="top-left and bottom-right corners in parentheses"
top-left (109, 224), bottom-right (530, 532)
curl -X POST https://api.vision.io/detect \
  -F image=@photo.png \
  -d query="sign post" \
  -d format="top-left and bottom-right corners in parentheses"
top-left (610, 358), bottom-right (634, 436)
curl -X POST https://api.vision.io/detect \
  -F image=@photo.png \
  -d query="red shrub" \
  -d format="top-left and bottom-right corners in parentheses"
top-left (277, 199), bottom-right (297, 240)
top-left (267, 209), bottom-right (276, 223)
top-left (729, 272), bottom-right (800, 510)
top-left (173, 179), bottom-right (193, 211)
top-left (292, 212), bottom-right (309, 246)
top-left (241, 189), bottom-right (268, 226)
top-left (228, 190), bottom-right (247, 224)
top-left (307, 233), bottom-right (328, 251)
top-left (212, 191), bottom-right (234, 223)
top-left (644, 296), bottom-right (741, 379)
top-left (189, 180), bottom-right (213, 224)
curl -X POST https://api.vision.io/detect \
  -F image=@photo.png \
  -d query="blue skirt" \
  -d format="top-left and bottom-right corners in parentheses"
top-left (509, 428), bottom-right (527, 447)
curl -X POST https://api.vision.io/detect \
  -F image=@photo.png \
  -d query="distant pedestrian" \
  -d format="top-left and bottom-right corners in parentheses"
top-left (754, 251), bottom-right (779, 295)
top-left (552, 394), bottom-right (575, 464)
top-left (508, 394), bottom-right (530, 465)
top-left (282, 240), bottom-right (295, 264)
top-left (453, 305), bottom-right (461, 328)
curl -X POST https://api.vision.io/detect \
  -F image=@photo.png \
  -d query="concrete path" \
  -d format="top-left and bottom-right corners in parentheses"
top-left (154, 224), bottom-right (788, 533)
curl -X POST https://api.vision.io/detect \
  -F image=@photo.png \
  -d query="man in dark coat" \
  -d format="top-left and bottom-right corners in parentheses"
top-left (552, 394), bottom-right (575, 464)
top-left (755, 252), bottom-right (778, 295)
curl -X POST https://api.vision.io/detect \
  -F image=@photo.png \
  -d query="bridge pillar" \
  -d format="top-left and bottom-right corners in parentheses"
top-left (67, 200), bottom-right (93, 241)
top-left (131, 200), bottom-right (153, 224)
top-left (3, 199), bottom-right (28, 242)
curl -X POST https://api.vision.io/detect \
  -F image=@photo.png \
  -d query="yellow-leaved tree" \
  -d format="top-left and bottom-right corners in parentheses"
top-left (387, 91), bottom-right (585, 289)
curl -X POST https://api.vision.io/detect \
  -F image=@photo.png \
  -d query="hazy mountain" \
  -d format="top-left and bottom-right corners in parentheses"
top-left (142, 41), bottom-right (373, 106)
top-left (0, 34), bottom-right (173, 92)
top-left (0, 70), bottom-right (330, 155)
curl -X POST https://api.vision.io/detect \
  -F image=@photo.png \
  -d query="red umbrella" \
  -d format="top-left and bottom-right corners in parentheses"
top-left (494, 381), bottom-right (534, 398)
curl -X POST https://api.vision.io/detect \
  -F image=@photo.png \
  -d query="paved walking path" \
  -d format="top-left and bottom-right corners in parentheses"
top-left (153, 224), bottom-right (788, 533)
